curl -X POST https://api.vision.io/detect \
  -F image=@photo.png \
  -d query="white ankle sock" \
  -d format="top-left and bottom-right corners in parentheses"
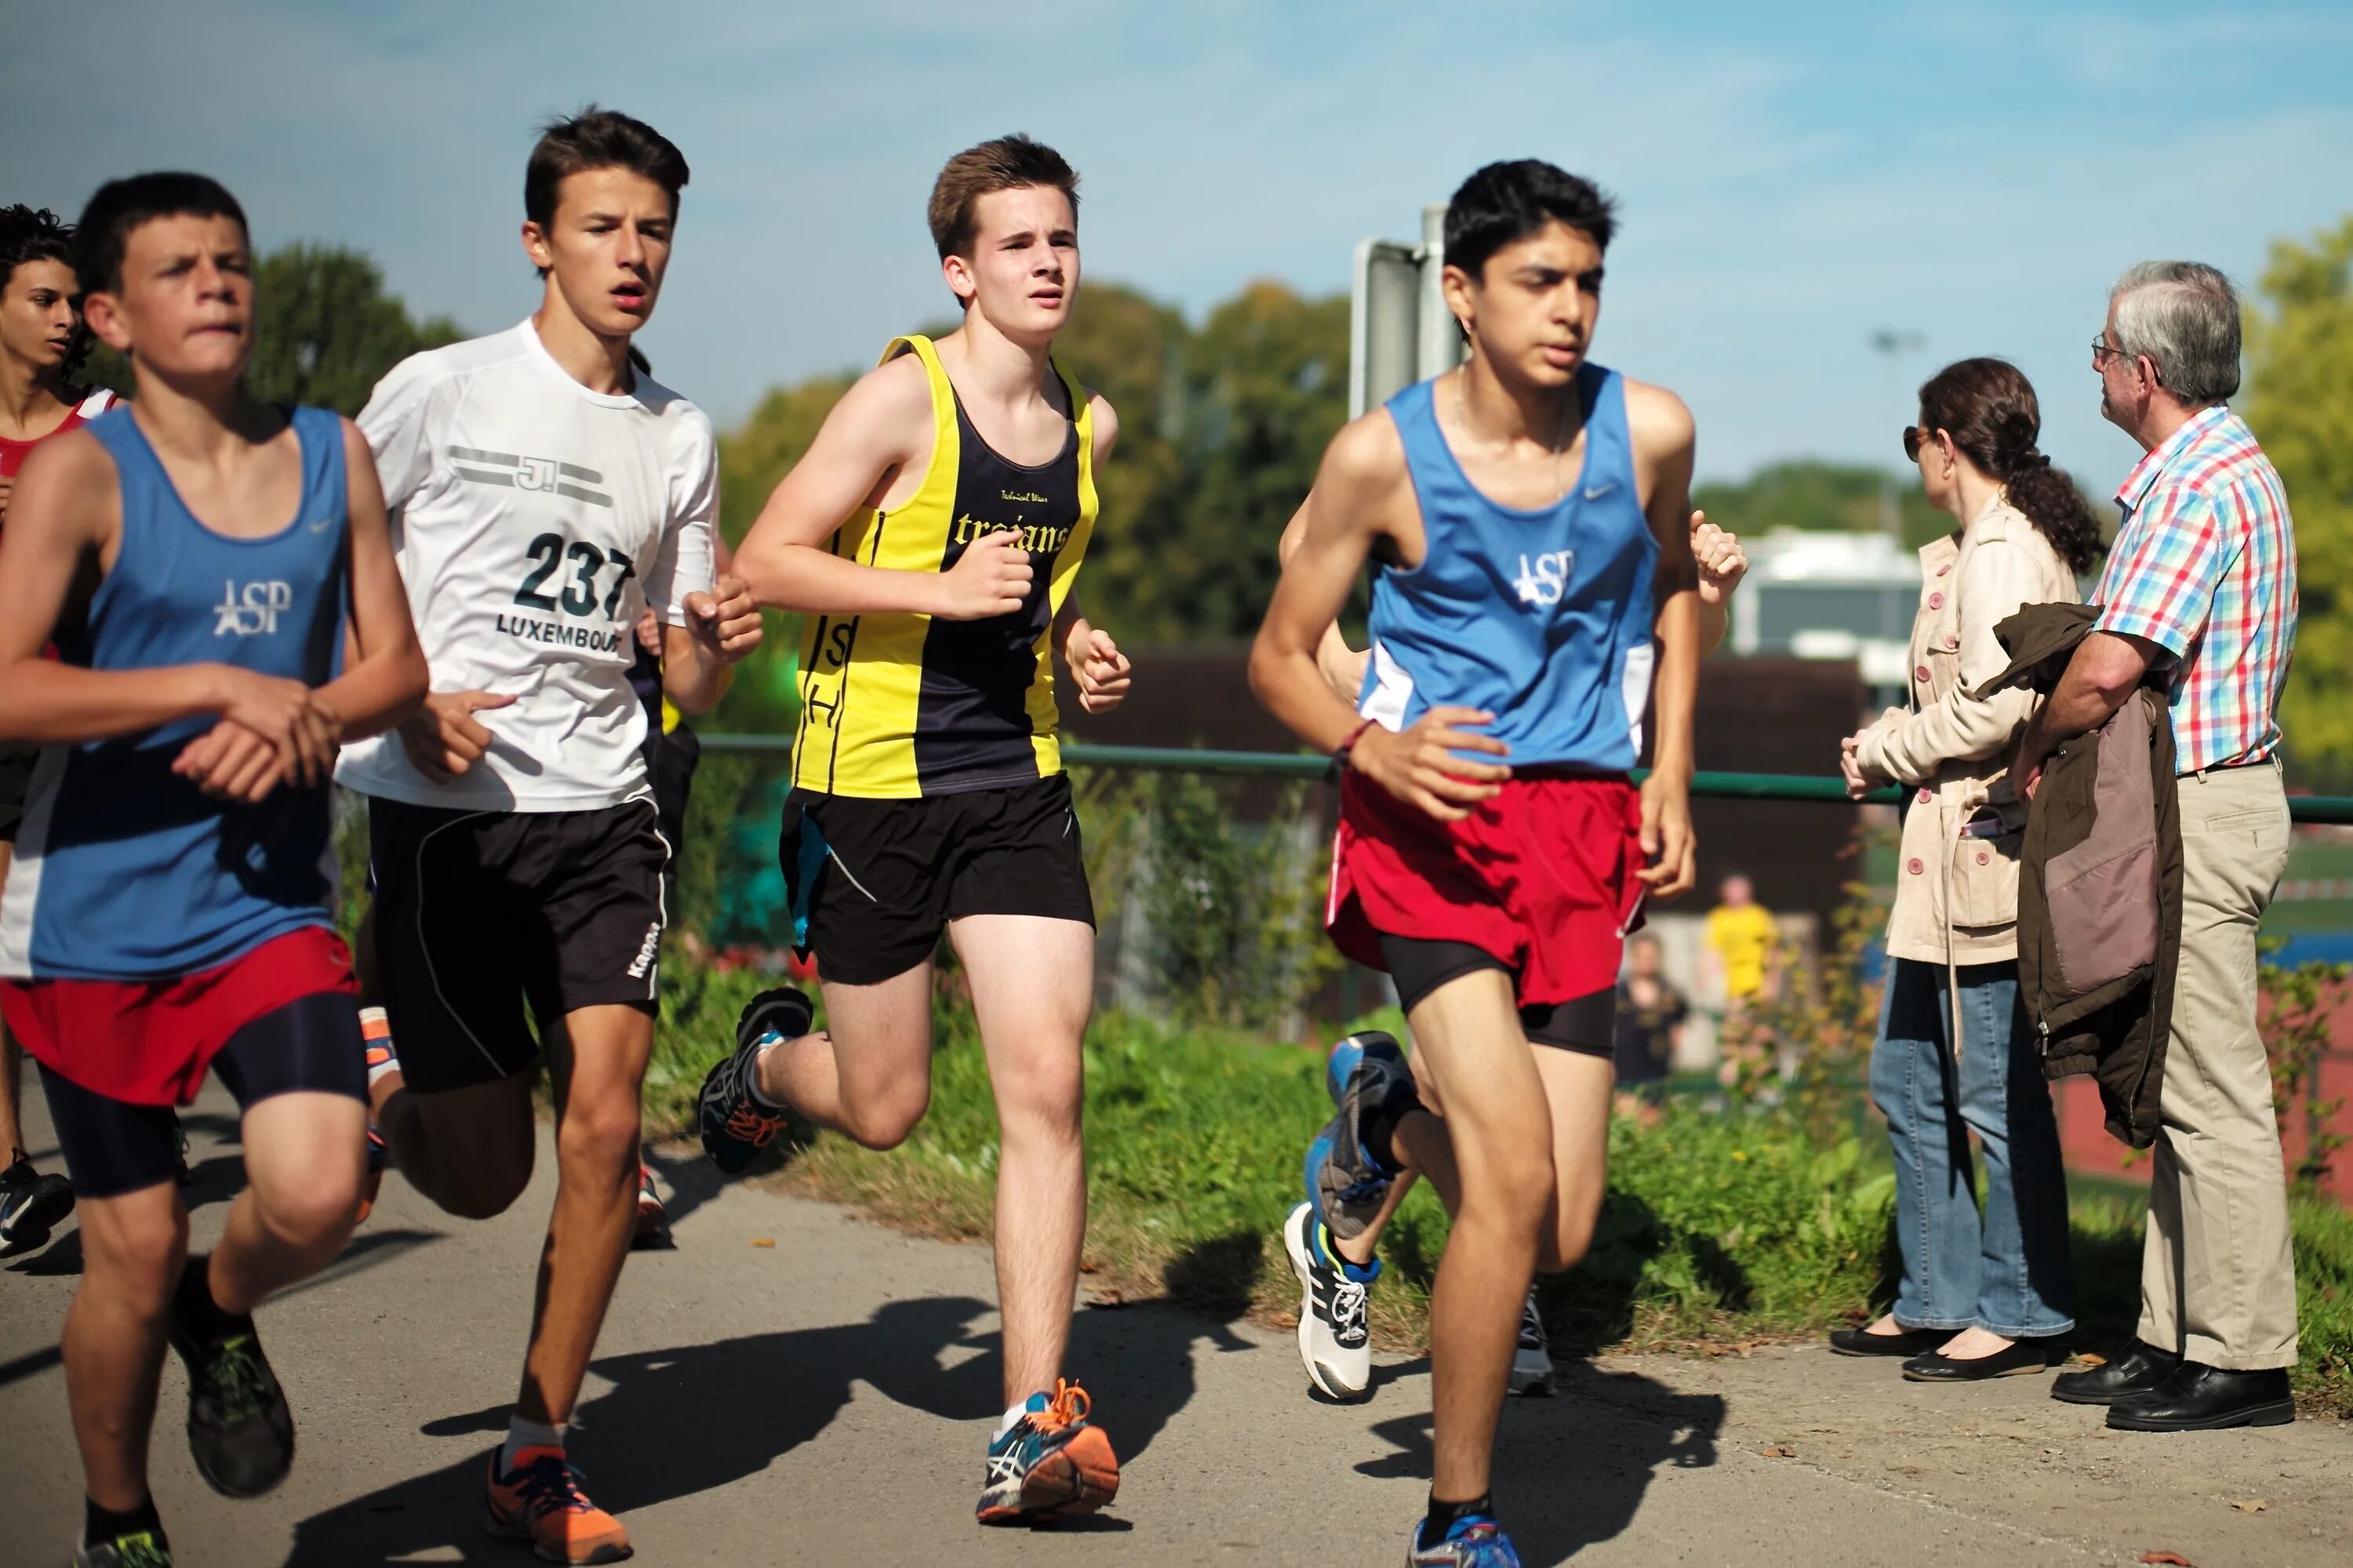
top-left (361, 1008), bottom-right (400, 1089)
top-left (993, 1399), bottom-right (1031, 1442)
top-left (500, 1416), bottom-right (566, 1472)
top-left (746, 1039), bottom-right (787, 1111)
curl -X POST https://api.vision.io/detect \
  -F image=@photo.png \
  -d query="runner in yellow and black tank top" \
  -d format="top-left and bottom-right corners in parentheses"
top-left (794, 334), bottom-right (1097, 799)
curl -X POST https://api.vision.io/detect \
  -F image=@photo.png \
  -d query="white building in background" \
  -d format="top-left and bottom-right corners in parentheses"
top-left (1724, 528), bottom-right (1921, 706)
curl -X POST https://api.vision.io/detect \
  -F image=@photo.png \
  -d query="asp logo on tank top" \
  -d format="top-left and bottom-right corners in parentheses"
top-left (214, 579), bottom-right (293, 636)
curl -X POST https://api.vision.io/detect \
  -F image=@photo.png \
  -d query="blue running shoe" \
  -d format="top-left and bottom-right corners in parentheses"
top-left (1326, 1028), bottom-right (1407, 1108)
top-left (976, 1380), bottom-right (1120, 1525)
top-left (1306, 1031), bottom-right (1415, 1246)
top-left (698, 987), bottom-right (815, 1177)
top-left (1408, 1515), bottom-right (1522, 1567)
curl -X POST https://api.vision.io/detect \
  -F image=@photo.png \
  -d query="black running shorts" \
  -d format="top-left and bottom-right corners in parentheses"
top-left (1378, 935), bottom-right (1619, 1060)
top-left (782, 773), bottom-right (1093, 987)
top-left (0, 744), bottom-right (35, 843)
top-left (39, 991), bottom-right (365, 1199)
top-left (366, 797), bottom-right (671, 1093)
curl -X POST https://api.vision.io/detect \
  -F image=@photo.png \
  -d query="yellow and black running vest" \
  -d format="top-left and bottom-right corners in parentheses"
top-left (792, 335), bottom-right (1099, 798)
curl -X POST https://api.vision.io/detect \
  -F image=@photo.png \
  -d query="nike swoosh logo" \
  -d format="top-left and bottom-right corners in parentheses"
top-left (1583, 482), bottom-right (1617, 500)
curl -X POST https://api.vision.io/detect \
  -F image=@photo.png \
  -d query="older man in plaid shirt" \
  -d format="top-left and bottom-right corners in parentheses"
top-left (2018, 260), bottom-right (2300, 1433)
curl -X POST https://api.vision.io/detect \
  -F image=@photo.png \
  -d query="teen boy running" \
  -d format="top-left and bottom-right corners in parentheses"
top-left (0, 203), bottom-right (118, 1259)
top-left (1251, 161), bottom-right (1703, 1568)
top-left (1275, 511), bottom-right (1744, 1403)
top-left (347, 109), bottom-right (759, 1565)
top-left (0, 172), bottom-right (427, 1568)
top-left (701, 133), bottom-right (1133, 1526)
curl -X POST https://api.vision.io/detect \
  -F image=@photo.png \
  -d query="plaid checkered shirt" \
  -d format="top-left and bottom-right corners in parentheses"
top-left (2093, 405), bottom-right (2297, 773)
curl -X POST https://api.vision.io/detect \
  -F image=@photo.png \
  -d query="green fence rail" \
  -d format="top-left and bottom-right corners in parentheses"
top-left (696, 734), bottom-right (2353, 824)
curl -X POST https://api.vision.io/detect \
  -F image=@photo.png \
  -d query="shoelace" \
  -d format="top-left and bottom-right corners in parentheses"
top-left (1518, 1300), bottom-right (1548, 1351)
top-left (1332, 1278), bottom-right (1369, 1337)
top-left (722, 1101), bottom-right (785, 1143)
top-left (511, 1455), bottom-right (599, 1520)
top-left (1039, 1377), bottom-right (1092, 1430)
top-left (203, 1336), bottom-right (273, 1424)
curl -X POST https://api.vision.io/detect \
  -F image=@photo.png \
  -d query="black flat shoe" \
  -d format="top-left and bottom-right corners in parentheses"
top-left (1828, 1325), bottom-right (1947, 1358)
top-left (2050, 1340), bottom-right (2180, 1405)
top-left (1901, 1339), bottom-right (2057, 1381)
top-left (2106, 1362), bottom-right (2294, 1432)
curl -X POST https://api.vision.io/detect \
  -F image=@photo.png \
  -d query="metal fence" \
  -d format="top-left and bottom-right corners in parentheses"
top-left (697, 734), bottom-right (2353, 823)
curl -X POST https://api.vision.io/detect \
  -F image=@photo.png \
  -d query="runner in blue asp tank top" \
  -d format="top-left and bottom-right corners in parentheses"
top-left (1358, 359), bottom-right (1659, 770)
top-left (1249, 161), bottom-right (1704, 1568)
top-left (0, 171), bottom-right (427, 1566)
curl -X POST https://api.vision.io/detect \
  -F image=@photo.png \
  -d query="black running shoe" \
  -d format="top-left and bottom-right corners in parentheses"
top-left (0, 1148), bottom-right (74, 1259)
top-left (165, 1293), bottom-right (294, 1497)
top-left (1510, 1290), bottom-right (1555, 1396)
top-left (71, 1526), bottom-right (174, 1567)
top-left (698, 986), bottom-right (815, 1177)
top-left (1304, 1033), bottom-right (1415, 1246)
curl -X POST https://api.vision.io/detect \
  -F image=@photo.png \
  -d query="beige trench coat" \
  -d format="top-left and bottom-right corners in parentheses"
top-left (1853, 498), bottom-right (2079, 969)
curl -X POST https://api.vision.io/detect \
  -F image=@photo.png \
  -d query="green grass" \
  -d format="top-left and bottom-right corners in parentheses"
top-left (649, 957), bottom-right (2353, 1416)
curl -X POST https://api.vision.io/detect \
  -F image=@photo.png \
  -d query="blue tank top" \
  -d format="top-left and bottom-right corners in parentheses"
top-left (1358, 365), bottom-right (1658, 771)
top-left (0, 406), bottom-right (350, 980)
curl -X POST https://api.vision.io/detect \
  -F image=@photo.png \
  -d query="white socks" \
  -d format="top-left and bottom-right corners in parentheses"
top-left (746, 1039), bottom-right (787, 1111)
top-left (994, 1399), bottom-right (1031, 1442)
top-left (500, 1415), bottom-right (566, 1472)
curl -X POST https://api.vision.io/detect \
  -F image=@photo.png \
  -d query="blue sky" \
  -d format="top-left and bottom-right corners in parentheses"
top-left (9, 1), bottom-right (2352, 486)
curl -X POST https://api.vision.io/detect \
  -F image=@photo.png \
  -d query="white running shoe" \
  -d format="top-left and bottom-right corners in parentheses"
top-left (1285, 1201), bottom-right (1375, 1399)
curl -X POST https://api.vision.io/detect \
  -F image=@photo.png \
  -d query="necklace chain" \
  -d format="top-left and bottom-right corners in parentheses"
top-left (1454, 365), bottom-right (1577, 503)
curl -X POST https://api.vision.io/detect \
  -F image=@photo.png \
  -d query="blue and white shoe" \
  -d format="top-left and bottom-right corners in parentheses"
top-left (1285, 1201), bottom-right (1379, 1399)
top-left (1408, 1515), bottom-right (1522, 1567)
top-left (976, 1381), bottom-right (1120, 1525)
top-left (1305, 1030), bottom-right (1414, 1246)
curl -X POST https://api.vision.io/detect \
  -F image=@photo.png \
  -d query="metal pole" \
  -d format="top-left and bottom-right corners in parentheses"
top-left (1416, 203), bottom-right (1460, 384)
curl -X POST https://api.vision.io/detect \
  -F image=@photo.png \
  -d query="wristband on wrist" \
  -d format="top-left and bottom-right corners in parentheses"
top-left (1328, 717), bottom-right (1377, 783)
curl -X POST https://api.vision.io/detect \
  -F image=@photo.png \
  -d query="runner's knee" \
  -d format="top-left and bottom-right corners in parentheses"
top-left (556, 1091), bottom-right (643, 1176)
top-left (78, 1199), bottom-right (187, 1316)
top-left (251, 1170), bottom-right (362, 1253)
top-left (837, 1087), bottom-right (927, 1151)
top-left (992, 1057), bottom-right (1082, 1144)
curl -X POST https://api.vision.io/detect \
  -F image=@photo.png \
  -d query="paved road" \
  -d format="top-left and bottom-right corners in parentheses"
top-left (5, 1082), bottom-right (2348, 1567)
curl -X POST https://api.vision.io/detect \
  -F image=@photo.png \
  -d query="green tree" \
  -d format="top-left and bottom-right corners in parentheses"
top-left (84, 242), bottom-right (460, 414)
top-left (246, 245), bottom-right (460, 413)
top-left (2242, 215), bottom-right (2353, 780)
top-left (1692, 459), bottom-right (1950, 551)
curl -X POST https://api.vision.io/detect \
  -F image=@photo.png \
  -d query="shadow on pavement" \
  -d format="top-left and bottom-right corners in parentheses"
top-left (1354, 1362), bottom-right (1724, 1567)
top-left (286, 1288), bottom-right (1233, 1564)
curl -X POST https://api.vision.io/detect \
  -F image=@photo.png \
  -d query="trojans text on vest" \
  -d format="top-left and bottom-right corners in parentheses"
top-left (951, 510), bottom-right (1071, 555)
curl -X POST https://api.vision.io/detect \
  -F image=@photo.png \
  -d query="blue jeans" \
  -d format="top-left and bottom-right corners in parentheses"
top-left (1870, 959), bottom-right (2074, 1337)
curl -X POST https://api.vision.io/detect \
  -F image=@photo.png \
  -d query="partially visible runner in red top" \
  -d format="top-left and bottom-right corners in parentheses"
top-left (0, 204), bottom-right (114, 1264)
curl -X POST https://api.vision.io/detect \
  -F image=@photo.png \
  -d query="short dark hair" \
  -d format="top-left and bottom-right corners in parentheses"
top-left (75, 173), bottom-right (249, 294)
top-left (927, 133), bottom-right (1079, 260)
top-left (525, 107), bottom-right (690, 230)
top-left (1444, 161), bottom-right (1617, 283)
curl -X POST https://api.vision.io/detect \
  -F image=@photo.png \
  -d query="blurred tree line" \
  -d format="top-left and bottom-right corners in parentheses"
top-left (78, 238), bottom-right (2353, 775)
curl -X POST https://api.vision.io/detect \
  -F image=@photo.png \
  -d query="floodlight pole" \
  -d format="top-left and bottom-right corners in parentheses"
top-left (1416, 204), bottom-right (1457, 384)
top-left (1871, 328), bottom-right (1926, 539)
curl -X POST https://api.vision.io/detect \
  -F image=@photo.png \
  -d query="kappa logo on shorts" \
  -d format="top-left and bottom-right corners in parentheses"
top-left (626, 922), bottom-right (663, 981)
top-left (449, 446), bottom-right (613, 508)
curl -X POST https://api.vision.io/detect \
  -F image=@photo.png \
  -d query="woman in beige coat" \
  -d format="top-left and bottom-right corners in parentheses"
top-left (1829, 359), bottom-right (2101, 1380)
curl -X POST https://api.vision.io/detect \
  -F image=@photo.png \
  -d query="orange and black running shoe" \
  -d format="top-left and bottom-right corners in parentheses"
top-left (975, 1378), bottom-right (1120, 1526)
top-left (696, 987), bottom-right (814, 1177)
top-left (485, 1446), bottom-right (631, 1564)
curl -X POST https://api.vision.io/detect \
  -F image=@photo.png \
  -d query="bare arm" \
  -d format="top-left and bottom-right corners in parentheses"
top-left (1633, 384), bottom-right (1700, 897)
top-left (735, 355), bottom-right (1031, 621)
top-left (318, 419), bottom-right (428, 739)
top-left (1276, 495), bottom-right (1373, 702)
top-left (1691, 511), bottom-right (1746, 657)
top-left (1250, 416), bottom-right (1509, 823)
top-left (0, 432), bottom-right (323, 750)
top-left (2013, 631), bottom-right (2155, 796)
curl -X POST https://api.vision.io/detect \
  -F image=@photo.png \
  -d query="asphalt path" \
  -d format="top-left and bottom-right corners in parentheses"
top-left (5, 1081), bottom-right (2348, 1567)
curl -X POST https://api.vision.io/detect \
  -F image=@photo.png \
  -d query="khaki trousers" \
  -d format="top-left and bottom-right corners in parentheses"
top-left (2137, 760), bottom-right (2297, 1370)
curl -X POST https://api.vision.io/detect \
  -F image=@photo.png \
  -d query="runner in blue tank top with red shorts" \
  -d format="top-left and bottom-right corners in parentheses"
top-left (1252, 161), bottom-right (1704, 1568)
top-left (0, 173), bottom-right (425, 1568)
